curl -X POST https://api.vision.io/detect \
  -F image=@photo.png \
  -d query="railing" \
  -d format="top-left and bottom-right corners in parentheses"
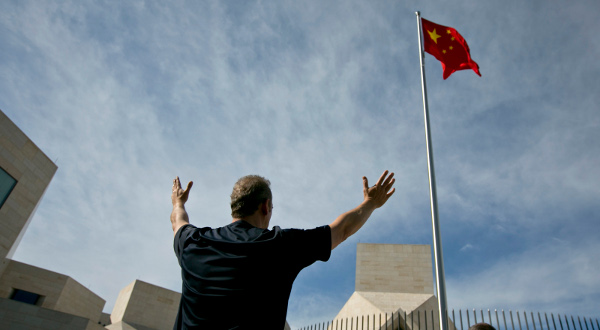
top-left (297, 310), bottom-right (599, 330)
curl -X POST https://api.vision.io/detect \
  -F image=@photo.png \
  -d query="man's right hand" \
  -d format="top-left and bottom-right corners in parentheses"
top-left (329, 170), bottom-right (396, 250)
top-left (362, 170), bottom-right (395, 208)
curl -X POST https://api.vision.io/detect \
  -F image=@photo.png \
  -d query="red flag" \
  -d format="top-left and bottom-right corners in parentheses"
top-left (421, 18), bottom-right (481, 79)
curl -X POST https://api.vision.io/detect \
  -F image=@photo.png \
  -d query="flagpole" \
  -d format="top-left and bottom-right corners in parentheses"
top-left (416, 11), bottom-right (449, 330)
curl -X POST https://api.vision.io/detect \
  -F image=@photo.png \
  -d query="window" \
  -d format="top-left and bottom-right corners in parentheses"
top-left (0, 167), bottom-right (17, 209)
top-left (10, 289), bottom-right (42, 305)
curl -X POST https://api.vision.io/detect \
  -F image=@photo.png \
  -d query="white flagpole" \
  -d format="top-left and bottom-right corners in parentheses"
top-left (416, 11), bottom-right (449, 330)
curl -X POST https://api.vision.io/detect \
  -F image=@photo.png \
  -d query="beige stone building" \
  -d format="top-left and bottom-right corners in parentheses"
top-left (0, 109), bottom-right (109, 329)
top-left (329, 243), bottom-right (454, 330)
top-left (0, 109), bottom-right (279, 329)
top-left (0, 260), bottom-right (107, 329)
top-left (0, 110), bottom-right (58, 275)
top-left (107, 280), bottom-right (181, 330)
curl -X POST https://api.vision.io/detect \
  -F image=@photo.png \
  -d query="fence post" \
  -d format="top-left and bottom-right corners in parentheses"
top-left (510, 310), bottom-right (515, 330)
top-left (467, 310), bottom-right (471, 328)
top-left (495, 310), bottom-right (500, 330)
top-left (564, 315), bottom-right (571, 330)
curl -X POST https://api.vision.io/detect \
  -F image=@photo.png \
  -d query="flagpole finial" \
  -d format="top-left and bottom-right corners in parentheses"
top-left (416, 11), bottom-right (421, 16)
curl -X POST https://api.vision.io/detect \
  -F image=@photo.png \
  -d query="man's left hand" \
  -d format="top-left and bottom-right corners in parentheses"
top-left (172, 176), bottom-right (193, 207)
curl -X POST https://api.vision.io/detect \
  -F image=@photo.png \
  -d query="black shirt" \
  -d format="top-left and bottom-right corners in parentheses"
top-left (173, 221), bottom-right (331, 329)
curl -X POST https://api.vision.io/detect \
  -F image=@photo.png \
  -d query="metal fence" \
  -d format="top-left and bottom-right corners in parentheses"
top-left (297, 310), bottom-right (600, 330)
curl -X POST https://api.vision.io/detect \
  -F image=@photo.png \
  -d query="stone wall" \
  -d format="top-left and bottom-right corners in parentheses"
top-left (0, 109), bottom-right (57, 267)
top-left (356, 243), bottom-right (433, 294)
top-left (0, 259), bottom-right (105, 323)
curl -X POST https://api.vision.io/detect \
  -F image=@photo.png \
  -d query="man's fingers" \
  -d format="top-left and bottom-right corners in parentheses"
top-left (383, 172), bottom-right (395, 186)
top-left (385, 188), bottom-right (396, 202)
top-left (363, 176), bottom-right (369, 190)
top-left (185, 181), bottom-right (193, 193)
top-left (386, 178), bottom-right (396, 190)
top-left (375, 170), bottom-right (389, 186)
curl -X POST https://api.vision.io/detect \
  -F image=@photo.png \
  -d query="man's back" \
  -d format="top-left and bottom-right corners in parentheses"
top-left (170, 171), bottom-right (395, 329)
top-left (173, 221), bottom-right (331, 329)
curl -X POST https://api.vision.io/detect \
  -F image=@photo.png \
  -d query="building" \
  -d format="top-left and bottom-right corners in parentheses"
top-left (0, 110), bottom-right (58, 274)
top-left (330, 243), bottom-right (455, 330)
top-left (0, 109), bottom-right (109, 329)
top-left (0, 109), bottom-right (284, 329)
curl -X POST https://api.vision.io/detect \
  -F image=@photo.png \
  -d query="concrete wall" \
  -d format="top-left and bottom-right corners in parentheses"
top-left (0, 297), bottom-right (105, 330)
top-left (56, 277), bottom-right (107, 323)
top-left (0, 259), bottom-right (105, 323)
top-left (356, 243), bottom-right (433, 294)
top-left (330, 243), bottom-right (439, 329)
top-left (0, 109), bottom-right (57, 267)
top-left (111, 280), bottom-right (181, 330)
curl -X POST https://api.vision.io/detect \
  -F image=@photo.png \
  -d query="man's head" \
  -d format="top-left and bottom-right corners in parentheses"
top-left (469, 323), bottom-right (496, 330)
top-left (230, 175), bottom-right (272, 219)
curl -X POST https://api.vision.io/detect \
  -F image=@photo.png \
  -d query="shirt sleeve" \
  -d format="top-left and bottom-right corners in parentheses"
top-left (282, 225), bottom-right (332, 269)
top-left (173, 224), bottom-right (196, 264)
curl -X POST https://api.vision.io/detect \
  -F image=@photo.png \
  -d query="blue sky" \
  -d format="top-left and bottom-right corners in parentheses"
top-left (1, 0), bottom-right (599, 327)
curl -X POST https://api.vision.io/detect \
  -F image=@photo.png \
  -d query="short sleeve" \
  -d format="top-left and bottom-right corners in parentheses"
top-left (281, 225), bottom-right (331, 269)
top-left (173, 224), bottom-right (196, 264)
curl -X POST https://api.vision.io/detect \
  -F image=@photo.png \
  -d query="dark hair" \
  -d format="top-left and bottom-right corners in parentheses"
top-left (469, 323), bottom-right (496, 330)
top-left (230, 175), bottom-right (272, 218)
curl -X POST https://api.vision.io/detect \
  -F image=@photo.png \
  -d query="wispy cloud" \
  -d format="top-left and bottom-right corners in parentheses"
top-left (1, 0), bottom-right (599, 324)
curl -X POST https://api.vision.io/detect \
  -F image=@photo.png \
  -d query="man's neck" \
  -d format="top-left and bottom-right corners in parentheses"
top-left (232, 217), bottom-right (269, 229)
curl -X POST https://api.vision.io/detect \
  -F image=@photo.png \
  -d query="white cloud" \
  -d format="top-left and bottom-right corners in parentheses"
top-left (447, 239), bottom-right (600, 317)
top-left (1, 0), bottom-right (599, 324)
top-left (460, 244), bottom-right (474, 252)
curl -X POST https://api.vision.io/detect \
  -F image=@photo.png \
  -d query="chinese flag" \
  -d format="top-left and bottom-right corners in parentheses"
top-left (422, 18), bottom-right (481, 79)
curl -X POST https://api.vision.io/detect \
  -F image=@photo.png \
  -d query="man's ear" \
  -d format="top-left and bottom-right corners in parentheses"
top-left (260, 199), bottom-right (270, 215)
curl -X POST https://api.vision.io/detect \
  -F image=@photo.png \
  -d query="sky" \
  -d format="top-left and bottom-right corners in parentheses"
top-left (1, 0), bottom-right (599, 328)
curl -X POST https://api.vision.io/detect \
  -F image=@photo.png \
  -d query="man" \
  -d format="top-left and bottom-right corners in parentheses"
top-left (171, 170), bottom-right (395, 329)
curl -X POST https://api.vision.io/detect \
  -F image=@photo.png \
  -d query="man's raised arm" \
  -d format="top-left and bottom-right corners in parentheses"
top-left (171, 176), bottom-right (193, 236)
top-left (329, 170), bottom-right (395, 250)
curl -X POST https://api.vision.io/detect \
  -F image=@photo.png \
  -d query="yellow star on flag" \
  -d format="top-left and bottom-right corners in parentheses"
top-left (427, 29), bottom-right (441, 44)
